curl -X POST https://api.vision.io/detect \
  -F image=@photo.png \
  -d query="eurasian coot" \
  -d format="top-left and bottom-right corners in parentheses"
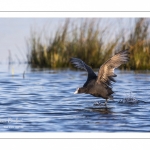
top-left (70, 49), bottom-right (129, 106)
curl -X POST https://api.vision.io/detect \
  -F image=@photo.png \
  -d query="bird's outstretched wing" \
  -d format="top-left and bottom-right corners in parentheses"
top-left (70, 58), bottom-right (97, 85)
top-left (96, 49), bottom-right (129, 86)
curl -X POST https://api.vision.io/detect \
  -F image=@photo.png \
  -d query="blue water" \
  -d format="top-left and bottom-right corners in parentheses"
top-left (0, 64), bottom-right (150, 132)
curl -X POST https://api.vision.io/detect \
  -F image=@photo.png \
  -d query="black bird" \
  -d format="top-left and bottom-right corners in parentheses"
top-left (70, 49), bottom-right (129, 106)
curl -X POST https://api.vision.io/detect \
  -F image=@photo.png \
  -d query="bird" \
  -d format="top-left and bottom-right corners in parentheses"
top-left (70, 49), bottom-right (129, 106)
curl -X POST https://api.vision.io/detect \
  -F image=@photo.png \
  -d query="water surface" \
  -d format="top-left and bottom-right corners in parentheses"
top-left (0, 64), bottom-right (150, 132)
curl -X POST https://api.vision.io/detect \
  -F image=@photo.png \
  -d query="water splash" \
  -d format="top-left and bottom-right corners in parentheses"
top-left (119, 92), bottom-right (139, 104)
top-left (94, 101), bottom-right (103, 106)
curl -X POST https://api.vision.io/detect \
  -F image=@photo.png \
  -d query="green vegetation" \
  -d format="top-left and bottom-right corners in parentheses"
top-left (27, 18), bottom-right (150, 70)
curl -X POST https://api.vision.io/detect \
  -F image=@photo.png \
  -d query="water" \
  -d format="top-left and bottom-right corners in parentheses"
top-left (0, 64), bottom-right (150, 132)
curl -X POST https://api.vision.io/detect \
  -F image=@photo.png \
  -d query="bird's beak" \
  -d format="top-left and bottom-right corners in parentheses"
top-left (74, 90), bottom-right (78, 94)
top-left (74, 88), bottom-right (78, 94)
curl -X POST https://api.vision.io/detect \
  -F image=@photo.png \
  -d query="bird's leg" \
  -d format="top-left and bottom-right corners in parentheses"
top-left (94, 99), bottom-right (108, 107)
top-left (104, 99), bottom-right (108, 107)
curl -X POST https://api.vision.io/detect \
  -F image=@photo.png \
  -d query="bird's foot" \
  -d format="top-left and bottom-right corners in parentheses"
top-left (104, 102), bottom-right (107, 108)
top-left (94, 101), bottom-right (107, 107)
top-left (94, 101), bottom-right (102, 106)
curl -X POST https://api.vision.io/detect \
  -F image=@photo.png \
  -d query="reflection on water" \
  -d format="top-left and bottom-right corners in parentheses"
top-left (0, 64), bottom-right (150, 132)
top-left (86, 107), bottom-right (113, 114)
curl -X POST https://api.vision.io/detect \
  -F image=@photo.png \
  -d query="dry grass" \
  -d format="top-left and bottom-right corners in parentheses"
top-left (27, 18), bottom-right (150, 70)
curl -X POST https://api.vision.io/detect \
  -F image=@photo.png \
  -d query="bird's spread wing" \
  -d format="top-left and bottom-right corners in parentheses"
top-left (96, 49), bottom-right (129, 86)
top-left (70, 58), bottom-right (97, 83)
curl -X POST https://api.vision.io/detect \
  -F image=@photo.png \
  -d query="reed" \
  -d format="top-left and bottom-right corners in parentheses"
top-left (120, 18), bottom-right (150, 70)
top-left (27, 18), bottom-right (150, 70)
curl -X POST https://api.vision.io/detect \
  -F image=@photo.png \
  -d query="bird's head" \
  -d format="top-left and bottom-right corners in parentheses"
top-left (74, 87), bottom-right (86, 94)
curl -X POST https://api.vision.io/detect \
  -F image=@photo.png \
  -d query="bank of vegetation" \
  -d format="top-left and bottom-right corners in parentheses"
top-left (27, 18), bottom-right (150, 70)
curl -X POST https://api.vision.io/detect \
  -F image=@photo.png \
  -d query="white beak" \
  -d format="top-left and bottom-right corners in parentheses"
top-left (74, 90), bottom-right (78, 94)
top-left (74, 88), bottom-right (79, 94)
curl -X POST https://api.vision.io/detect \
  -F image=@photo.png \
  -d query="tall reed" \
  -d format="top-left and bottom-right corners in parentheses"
top-left (120, 18), bottom-right (150, 70)
top-left (27, 18), bottom-right (150, 70)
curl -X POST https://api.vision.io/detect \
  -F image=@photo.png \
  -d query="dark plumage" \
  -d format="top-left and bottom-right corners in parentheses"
top-left (70, 49), bottom-right (130, 106)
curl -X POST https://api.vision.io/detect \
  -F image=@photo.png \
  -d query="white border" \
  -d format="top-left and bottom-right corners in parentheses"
top-left (0, 12), bottom-right (150, 18)
top-left (0, 0), bottom-right (150, 142)
top-left (0, 133), bottom-right (149, 138)
top-left (0, 14), bottom-right (149, 137)
top-left (0, 0), bottom-right (150, 12)
top-left (0, 2), bottom-right (149, 150)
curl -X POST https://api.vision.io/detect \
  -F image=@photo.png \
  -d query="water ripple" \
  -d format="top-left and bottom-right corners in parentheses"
top-left (0, 65), bottom-right (150, 132)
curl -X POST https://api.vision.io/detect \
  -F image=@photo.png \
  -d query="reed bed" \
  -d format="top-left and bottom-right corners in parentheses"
top-left (27, 18), bottom-right (150, 70)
